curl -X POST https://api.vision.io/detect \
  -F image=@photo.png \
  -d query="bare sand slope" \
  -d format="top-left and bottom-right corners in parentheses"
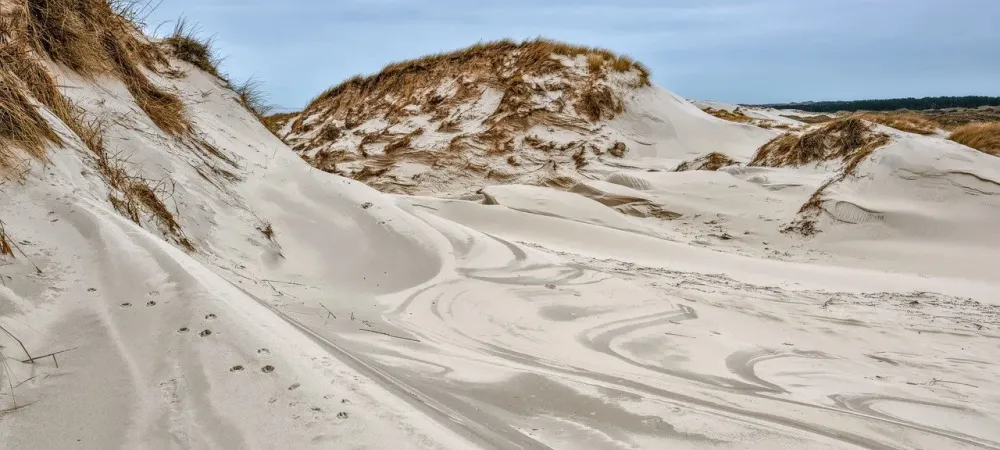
top-left (609, 88), bottom-right (778, 162)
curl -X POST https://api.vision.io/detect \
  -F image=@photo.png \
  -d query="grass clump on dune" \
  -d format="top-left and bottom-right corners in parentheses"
top-left (949, 123), bottom-right (1000, 156)
top-left (304, 38), bottom-right (652, 111)
top-left (16, 0), bottom-right (191, 134)
top-left (751, 117), bottom-right (890, 175)
top-left (0, 71), bottom-right (60, 174)
top-left (855, 112), bottom-right (939, 135)
top-left (702, 107), bottom-right (753, 124)
top-left (162, 17), bottom-right (222, 78)
top-left (232, 76), bottom-right (276, 120)
top-left (675, 152), bottom-right (738, 172)
top-left (161, 18), bottom-right (277, 130)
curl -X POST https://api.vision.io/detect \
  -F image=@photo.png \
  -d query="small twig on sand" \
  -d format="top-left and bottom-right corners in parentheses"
top-left (319, 303), bottom-right (336, 325)
top-left (19, 347), bottom-right (78, 365)
top-left (359, 328), bottom-right (420, 343)
top-left (12, 375), bottom-right (35, 390)
top-left (930, 378), bottom-right (978, 389)
top-left (0, 324), bottom-right (33, 362)
top-left (0, 348), bottom-right (16, 409)
top-left (263, 279), bottom-right (310, 288)
top-left (663, 332), bottom-right (694, 338)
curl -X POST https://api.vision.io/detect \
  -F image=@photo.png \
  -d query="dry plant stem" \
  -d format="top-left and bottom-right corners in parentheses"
top-left (359, 328), bottom-right (420, 342)
top-left (0, 323), bottom-right (33, 362)
top-left (1, 348), bottom-right (17, 409)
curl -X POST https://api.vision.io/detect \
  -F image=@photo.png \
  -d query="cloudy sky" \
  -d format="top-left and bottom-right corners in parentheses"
top-left (144, 0), bottom-right (1000, 110)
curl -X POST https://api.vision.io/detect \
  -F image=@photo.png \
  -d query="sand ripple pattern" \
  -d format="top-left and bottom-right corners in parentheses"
top-left (335, 216), bottom-right (1000, 449)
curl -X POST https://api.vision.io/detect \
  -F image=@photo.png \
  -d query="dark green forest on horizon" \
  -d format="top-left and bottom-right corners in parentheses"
top-left (753, 96), bottom-right (1000, 113)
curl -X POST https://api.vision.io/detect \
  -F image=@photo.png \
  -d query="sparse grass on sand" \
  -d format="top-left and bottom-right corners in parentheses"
top-left (755, 118), bottom-right (894, 236)
top-left (948, 123), bottom-right (1000, 156)
top-left (856, 112), bottom-right (939, 135)
top-left (232, 77), bottom-right (275, 120)
top-left (751, 117), bottom-right (890, 175)
top-left (675, 152), bottom-right (738, 171)
top-left (264, 112), bottom-right (298, 134)
top-left (162, 17), bottom-right (223, 78)
top-left (701, 107), bottom-right (753, 124)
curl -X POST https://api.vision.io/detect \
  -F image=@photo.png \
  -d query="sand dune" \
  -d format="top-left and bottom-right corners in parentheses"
top-left (2, 13), bottom-right (999, 450)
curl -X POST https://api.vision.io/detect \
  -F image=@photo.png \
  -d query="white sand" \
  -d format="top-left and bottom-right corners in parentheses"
top-left (2, 52), bottom-right (999, 450)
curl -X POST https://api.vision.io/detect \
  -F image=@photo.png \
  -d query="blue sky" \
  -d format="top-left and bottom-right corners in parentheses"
top-left (145, 0), bottom-right (1000, 111)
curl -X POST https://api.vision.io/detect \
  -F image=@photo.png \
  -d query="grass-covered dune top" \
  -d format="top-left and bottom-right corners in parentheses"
top-left (278, 38), bottom-right (657, 195)
top-left (286, 38), bottom-right (653, 139)
top-left (304, 38), bottom-right (651, 112)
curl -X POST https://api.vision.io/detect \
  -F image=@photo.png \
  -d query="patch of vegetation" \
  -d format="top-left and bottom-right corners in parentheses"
top-left (1, 1), bottom-right (195, 248)
top-left (949, 123), bottom-right (1000, 156)
top-left (751, 118), bottom-right (890, 174)
top-left (162, 17), bottom-right (222, 78)
top-left (232, 77), bottom-right (276, 121)
top-left (701, 107), bottom-right (753, 124)
top-left (675, 152), bottom-right (739, 171)
top-left (21, 0), bottom-right (191, 134)
top-left (304, 38), bottom-right (651, 111)
top-left (856, 112), bottom-right (939, 135)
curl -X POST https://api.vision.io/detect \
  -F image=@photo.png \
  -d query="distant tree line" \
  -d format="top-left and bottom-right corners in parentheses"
top-left (753, 96), bottom-right (1000, 113)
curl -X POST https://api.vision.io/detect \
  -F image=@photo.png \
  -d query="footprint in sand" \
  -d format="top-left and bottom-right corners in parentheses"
top-left (337, 412), bottom-right (349, 419)
top-left (146, 301), bottom-right (156, 307)
top-left (205, 313), bottom-right (217, 320)
top-left (199, 330), bottom-right (212, 337)
top-left (121, 302), bottom-right (132, 308)
top-left (178, 327), bottom-right (189, 333)
top-left (258, 348), bottom-right (270, 355)
top-left (261, 365), bottom-right (275, 373)
top-left (230, 365), bottom-right (244, 372)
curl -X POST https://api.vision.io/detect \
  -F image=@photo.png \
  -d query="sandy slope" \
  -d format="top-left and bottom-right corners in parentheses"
top-left (0, 61), bottom-right (471, 449)
top-left (3, 47), bottom-right (1000, 450)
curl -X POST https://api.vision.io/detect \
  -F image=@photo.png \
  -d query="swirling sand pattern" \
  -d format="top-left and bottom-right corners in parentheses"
top-left (320, 216), bottom-right (1000, 449)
